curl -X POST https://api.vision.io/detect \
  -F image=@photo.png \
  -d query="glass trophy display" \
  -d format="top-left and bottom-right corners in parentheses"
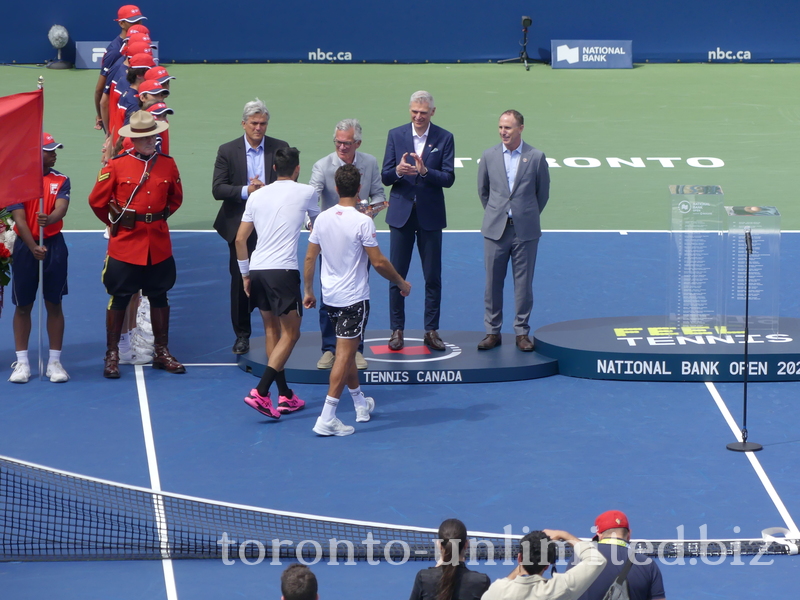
top-left (668, 185), bottom-right (725, 327)
top-left (723, 206), bottom-right (780, 333)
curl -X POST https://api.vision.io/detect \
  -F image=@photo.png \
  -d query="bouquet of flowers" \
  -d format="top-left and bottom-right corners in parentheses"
top-left (0, 208), bottom-right (16, 317)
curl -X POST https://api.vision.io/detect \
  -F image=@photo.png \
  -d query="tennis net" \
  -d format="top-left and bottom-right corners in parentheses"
top-left (2, 455), bottom-right (797, 562)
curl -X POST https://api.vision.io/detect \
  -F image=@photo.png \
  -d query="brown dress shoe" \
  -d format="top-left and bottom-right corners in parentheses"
top-left (103, 349), bottom-right (121, 379)
top-left (424, 330), bottom-right (446, 351)
top-left (388, 329), bottom-right (404, 351)
top-left (152, 345), bottom-right (187, 374)
top-left (516, 335), bottom-right (534, 352)
top-left (477, 334), bottom-right (502, 350)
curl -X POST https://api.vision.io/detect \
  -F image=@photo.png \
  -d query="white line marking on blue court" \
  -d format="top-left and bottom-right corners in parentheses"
top-left (135, 365), bottom-right (179, 600)
top-left (706, 381), bottom-right (800, 536)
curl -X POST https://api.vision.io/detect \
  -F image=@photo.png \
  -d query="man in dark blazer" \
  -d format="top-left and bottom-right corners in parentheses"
top-left (477, 110), bottom-right (550, 352)
top-left (381, 91), bottom-right (455, 351)
top-left (212, 98), bottom-right (289, 354)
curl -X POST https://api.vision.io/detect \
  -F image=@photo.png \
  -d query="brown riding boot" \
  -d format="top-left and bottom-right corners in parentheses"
top-left (150, 305), bottom-right (186, 374)
top-left (104, 309), bottom-right (126, 379)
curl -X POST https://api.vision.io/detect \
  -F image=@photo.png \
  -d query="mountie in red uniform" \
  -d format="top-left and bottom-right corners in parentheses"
top-left (88, 135), bottom-right (185, 380)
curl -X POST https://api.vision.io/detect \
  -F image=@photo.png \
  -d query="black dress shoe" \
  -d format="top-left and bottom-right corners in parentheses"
top-left (477, 334), bottom-right (502, 350)
top-left (232, 336), bottom-right (250, 355)
top-left (424, 330), bottom-right (446, 351)
top-left (516, 335), bottom-right (534, 352)
top-left (388, 329), bottom-right (404, 351)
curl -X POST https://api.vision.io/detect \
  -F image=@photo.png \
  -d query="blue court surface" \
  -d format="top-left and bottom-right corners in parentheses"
top-left (2, 230), bottom-right (800, 599)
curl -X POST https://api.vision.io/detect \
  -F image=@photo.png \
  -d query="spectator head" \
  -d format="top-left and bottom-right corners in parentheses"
top-left (593, 510), bottom-right (630, 542)
top-left (436, 518), bottom-right (469, 600)
top-left (280, 564), bottom-right (318, 600)
top-left (518, 531), bottom-right (557, 576)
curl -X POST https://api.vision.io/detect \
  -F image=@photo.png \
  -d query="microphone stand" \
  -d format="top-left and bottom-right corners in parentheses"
top-left (728, 226), bottom-right (763, 452)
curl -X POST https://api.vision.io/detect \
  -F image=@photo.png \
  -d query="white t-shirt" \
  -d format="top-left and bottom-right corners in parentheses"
top-left (308, 204), bottom-right (378, 307)
top-left (242, 180), bottom-right (320, 270)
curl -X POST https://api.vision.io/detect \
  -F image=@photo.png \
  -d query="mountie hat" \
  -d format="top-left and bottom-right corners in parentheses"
top-left (593, 510), bottom-right (630, 540)
top-left (116, 5), bottom-right (146, 22)
top-left (42, 133), bottom-right (63, 151)
top-left (118, 110), bottom-right (169, 139)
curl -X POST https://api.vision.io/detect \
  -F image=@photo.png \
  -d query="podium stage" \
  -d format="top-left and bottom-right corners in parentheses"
top-left (237, 330), bottom-right (557, 385)
top-left (534, 316), bottom-right (800, 382)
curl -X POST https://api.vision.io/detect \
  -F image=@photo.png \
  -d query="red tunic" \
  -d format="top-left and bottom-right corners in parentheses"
top-left (88, 151), bottom-right (183, 266)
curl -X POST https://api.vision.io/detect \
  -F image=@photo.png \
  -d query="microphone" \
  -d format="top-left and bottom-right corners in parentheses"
top-left (744, 226), bottom-right (753, 254)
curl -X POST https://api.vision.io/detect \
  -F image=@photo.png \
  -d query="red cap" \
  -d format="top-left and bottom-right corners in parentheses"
top-left (146, 102), bottom-right (174, 116)
top-left (138, 80), bottom-right (168, 96)
top-left (125, 33), bottom-right (155, 48)
top-left (122, 41), bottom-right (152, 57)
top-left (42, 132), bottom-right (63, 151)
top-left (116, 5), bottom-right (146, 22)
top-left (144, 66), bottom-right (175, 83)
top-left (126, 24), bottom-right (150, 36)
top-left (129, 52), bottom-right (155, 69)
top-left (593, 510), bottom-right (630, 540)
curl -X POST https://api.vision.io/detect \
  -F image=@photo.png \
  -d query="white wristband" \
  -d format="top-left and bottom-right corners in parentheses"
top-left (237, 259), bottom-right (250, 275)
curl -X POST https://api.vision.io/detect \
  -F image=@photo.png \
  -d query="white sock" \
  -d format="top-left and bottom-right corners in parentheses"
top-left (119, 332), bottom-right (131, 353)
top-left (349, 386), bottom-right (367, 409)
top-left (15, 350), bottom-right (29, 366)
top-left (48, 349), bottom-right (62, 365)
top-left (320, 395), bottom-right (340, 422)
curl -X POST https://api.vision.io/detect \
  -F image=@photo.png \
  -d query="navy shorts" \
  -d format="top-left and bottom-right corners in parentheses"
top-left (102, 255), bottom-right (176, 298)
top-left (249, 269), bottom-right (303, 317)
top-left (328, 300), bottom-right (370, 339)
top-left (11, 233), bottom-right (69, 307)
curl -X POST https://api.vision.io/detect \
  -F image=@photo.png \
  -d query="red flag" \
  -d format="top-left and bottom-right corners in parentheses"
top-left (0, 89), bottom-right (43, 209)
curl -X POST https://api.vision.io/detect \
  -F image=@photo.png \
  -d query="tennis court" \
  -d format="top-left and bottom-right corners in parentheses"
top-left (2, 62), bottom-right (800, 599)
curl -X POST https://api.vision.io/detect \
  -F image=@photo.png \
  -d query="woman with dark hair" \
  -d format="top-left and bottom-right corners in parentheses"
top-left (409, 518), bottom-right (491, 600)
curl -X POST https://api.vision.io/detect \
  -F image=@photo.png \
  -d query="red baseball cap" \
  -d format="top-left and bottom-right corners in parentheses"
top-left (129, 52), bottom-right (156, 69)
top-left (42, 132), bottom-right (63, 151)
top-left (126, 24), bottom-right (150, 37)
top-left (138, 80), bottom-right (169, 96)
top-left (122, 41), bottom-right (153, 57)
top-left (144, 66), bottom-right (175, 83)
top-left (593, 510), bottom-right (630, 540)
top-left (146, 102), bottom-right (174, 116)
top-left (125, 33), bottom-right (156, 48)
top-left (116, 5), bottom-right (146, 22)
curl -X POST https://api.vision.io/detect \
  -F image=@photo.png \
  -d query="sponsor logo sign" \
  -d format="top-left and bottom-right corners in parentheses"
top-left (551, 40), bottom-right (632, 69)
top-left (75, 41), bottom-right (159, 69)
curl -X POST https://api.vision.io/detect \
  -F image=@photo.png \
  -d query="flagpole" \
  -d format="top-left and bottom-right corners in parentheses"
top-left (37, 76), bottom-right (44, 381)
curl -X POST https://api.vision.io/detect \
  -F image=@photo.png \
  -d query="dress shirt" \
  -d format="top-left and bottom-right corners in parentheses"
top-left (413, 124), bottom-right (431, 156)
top-left (503, 139), bottom-right (523, 217)
top-left (241, 135), bottom-right (265, 199)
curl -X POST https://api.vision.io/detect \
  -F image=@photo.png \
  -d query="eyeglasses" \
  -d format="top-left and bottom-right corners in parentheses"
top-left (334, 140), bottom-right (356, 147)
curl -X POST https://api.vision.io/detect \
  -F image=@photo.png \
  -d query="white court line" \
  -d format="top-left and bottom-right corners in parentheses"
top-left (705, 381), bottom-right (800, 536)
top-left (135, 365), bottom-right (179, 600)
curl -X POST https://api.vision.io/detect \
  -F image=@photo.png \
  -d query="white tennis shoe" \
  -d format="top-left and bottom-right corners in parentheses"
top-left (313, 417), bottom-right (355, 437)
top-left (46, 361), bottom-right (70, 383)
top-left (355, 397), bottom-right (375, 423)
top-left (9, 362), bottom-right (31, 383)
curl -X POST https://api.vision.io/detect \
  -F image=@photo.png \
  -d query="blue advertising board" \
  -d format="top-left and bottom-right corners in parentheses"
top-left (551, 40), bottom-right (633, 69)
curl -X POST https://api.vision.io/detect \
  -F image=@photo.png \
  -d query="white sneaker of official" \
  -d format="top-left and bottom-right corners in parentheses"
top-left (9, 361), bottom-right (32, 383)
top-left (45, 361), bottom-right (70, 383)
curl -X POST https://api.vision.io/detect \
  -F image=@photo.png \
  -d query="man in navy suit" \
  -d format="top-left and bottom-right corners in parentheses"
top-left (381, 91), bottom-right (455, 351)
top-left (212, 98), bottom-right (289, 355)
top-left (477, 110), bottom-right (550, 352)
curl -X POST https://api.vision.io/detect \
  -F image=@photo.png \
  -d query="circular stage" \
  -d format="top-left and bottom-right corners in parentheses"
top-left (237, 330), bottom-right (557, 384)
top-left (534, 316), bottom-right (800, 382)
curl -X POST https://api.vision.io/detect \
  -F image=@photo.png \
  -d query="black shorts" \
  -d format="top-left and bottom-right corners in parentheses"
top-left (249, 269), bottom-right (303, 317)
top-left (328, 300), bottom-right (369, 339)
top-left (102, 255), bottom-right (176, 298)
top-left (11, 233), bottom-right (69, 307)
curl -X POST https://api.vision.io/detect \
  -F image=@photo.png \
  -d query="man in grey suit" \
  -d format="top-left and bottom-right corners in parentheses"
top-left (309, 119), bottom-right (386, 370)
top-left (477, 110), bottom-right (550, 352)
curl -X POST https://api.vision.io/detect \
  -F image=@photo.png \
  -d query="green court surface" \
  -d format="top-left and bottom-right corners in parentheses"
top-left (2, 62), bottom-right (799, 231)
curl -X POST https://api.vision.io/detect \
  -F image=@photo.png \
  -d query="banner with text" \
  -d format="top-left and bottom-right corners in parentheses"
top-left (551, 40), bottom-right (633, 69)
